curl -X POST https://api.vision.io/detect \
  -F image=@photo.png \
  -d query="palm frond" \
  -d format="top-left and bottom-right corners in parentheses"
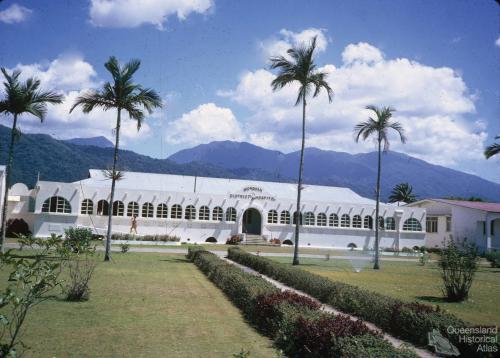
top-left (485, 143), bottom-right (500, 159)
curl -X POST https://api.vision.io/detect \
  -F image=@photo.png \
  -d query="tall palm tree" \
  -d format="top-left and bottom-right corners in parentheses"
top-left (270, 36), bottom-right (333, 265)
top-left (388, 183), bottom-right (417, 204)
top-left (0, 68), bottom-right (63, 251)
top-left (484, 135), bottom-right (500, 159)
top-left (71, 57), bottom-right (162, 262)
top-left (354, 105), bottom-right (406, 269)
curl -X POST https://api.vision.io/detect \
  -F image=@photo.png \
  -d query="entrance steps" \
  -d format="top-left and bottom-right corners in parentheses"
top-left (241, 234), bottom-right (278, 246)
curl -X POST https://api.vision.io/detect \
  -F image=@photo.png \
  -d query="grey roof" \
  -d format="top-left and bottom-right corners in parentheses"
top-left (79, 169), bottom-right (376, 205)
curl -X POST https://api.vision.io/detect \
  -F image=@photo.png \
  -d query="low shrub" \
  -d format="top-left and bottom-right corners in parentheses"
top-left (64, 255), bottom-right (96, 301)
top-left (484, 251), bottom-right (500, 268)
top-left (227, 247), bottom-right (469, 351)
top-left (347, 243), bottom-right (357, 250)
top-left (188, 247), bottom-right (412, 357)
top-left (438, 240), bottom-right (479, 302)
top-left (226, 235), bottom-right (242, 245)
top-left (120, 243), bottom-right (130, 253)
top-left (338, 334), bottom-right (418, 358)
top-left (64, 227), bottom-right (93, 253)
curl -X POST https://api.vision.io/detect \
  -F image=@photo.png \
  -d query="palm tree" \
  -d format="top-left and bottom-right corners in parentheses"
top-left (354, 105), bottom-right (406, 269)
top-left (388, 183), bottom-right (417, 204)
top-left (71, 57), bottom-right (162, 261)
top-left (270, 36), bottom-right (333, 265)
top-left (0, 68), bottom-right (63, 251)
top-left (484, 135), bottom-right (500, 159)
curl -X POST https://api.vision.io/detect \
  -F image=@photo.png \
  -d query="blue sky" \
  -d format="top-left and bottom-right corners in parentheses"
top-left (0, 0), bottom-right (499, 182)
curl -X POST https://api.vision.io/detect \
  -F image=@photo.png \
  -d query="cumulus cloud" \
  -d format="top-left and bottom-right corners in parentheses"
top-left (2, 56), bottom-right (152, 142)
top-left (89, 0), bottom-right (213, 29)
top-left (220, 41), bottom-right (485, 166)
top-left (260, 28), bottom-right (328, 60)
top-left (342, 42), bottom-right (384, 65)
top-left (0, 3), bottom-right (32, 24)
top-left (165, 103), bottom-right (244, 145)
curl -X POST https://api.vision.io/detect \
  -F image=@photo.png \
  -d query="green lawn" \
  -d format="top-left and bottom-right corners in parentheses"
top-left (268, 256), bottom-right (500, 326)
top-left (0, 252), bottom-right (276, 358)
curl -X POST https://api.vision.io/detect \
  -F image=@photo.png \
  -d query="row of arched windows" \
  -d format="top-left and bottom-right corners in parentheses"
top-left (80, 199), bottom-right (237, 222)
top-left (41, 196), bottom-right (423, 232)
top-left (266, 210), bottom-right (422, 231)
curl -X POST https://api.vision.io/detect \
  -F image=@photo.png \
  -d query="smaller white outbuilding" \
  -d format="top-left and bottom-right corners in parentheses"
top-left (406, 199), bottom-right (500, 251)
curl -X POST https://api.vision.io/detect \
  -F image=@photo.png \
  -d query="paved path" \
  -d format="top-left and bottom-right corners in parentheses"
top-left (222, 256), bottom-right (436, 358)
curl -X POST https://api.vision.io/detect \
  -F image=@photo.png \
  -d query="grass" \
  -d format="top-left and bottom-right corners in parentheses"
top-left (267, 256), bottom-right (500, 326)
top-left (0, 252), bottom-right (276, 357)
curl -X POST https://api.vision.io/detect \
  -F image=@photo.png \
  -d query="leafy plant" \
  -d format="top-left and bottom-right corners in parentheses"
top-left (438, 240), bottom-right (479, 302)
top-left (419, 250), bottom-right (430, 266)
top-left (120, 243), bottom-right (130, 253)
top-left (64, 227), bottom-right (93, 253)
top-left (226, 235), bottom-right (241, 245)
top-left (0, 241), bottom-right (63, 356)
top-left (484, 251), bottom-right (500, 268)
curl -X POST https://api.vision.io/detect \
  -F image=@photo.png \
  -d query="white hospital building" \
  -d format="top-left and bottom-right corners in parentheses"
top-left (0, 166), bottom-right (498, 251)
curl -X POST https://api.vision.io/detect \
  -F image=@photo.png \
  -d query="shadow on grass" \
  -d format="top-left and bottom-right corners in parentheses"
top-left (159, 257), bottom-right (190, 263)
top-left (415, 295), bottom-right (448, 303)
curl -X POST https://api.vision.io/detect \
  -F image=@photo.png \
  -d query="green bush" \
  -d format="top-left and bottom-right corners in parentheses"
top-left (111, 233), bottom-right (180, 242)
top-left (64, 227), bottom-right (93, 253)
top-left (438, 240), bottom-right (479, 302)
top-left (484, 251), bottom-right (500, 268)
top-left (338, 334), bottom-right (418, 358)
top-left (227, 247), bottom-right (467, 350)
top-left (120, 243), bottom-right (130, 253)
top-left (188, 247), bottom-right (416, 357)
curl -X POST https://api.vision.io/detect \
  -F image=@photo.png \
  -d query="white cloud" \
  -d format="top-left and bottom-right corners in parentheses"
top-left (89, 0), bottom-right (213, 29)
top-left (2, 56), bottom-right (152, 142)
top-left (221, 41), bottom-right (485, 166)
top-left (165, 103), bottom-right (244, 145)
top-left (0, 3), bottom-right (32, 24)
top-left (496, 36), bottom-right (500, 48)
top-left (260, 28), bottom-right (328, 60)
top-left (342, 42), bottom-right (384, 65)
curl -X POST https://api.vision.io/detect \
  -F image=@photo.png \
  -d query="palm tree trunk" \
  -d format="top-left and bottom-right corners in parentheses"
top-left (0, 114), bottom-right (18, 252)
top-left (374, 137), bottom-right (382, 270)
top-left (104, 109), bottom-right (121, 261)
top-left (293, 99), bottom-right (306, 266)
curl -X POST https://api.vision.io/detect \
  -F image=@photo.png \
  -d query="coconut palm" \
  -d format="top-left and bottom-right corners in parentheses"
top-left (270, 36), bottom-right (333, 265)
top-left (484, 135), bottom-right (500, 159)
top-left (354, 105), bottom-right (406, 269)
top-left (70, 57), bottom-right (162, 261)
top-left (0, 68), bottom-right (63, 251)
top-left (388, 183), bottom-right (417, 204)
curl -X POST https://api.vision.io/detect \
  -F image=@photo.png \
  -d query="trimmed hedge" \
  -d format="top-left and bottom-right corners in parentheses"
top-left (187, 247), bottom-right (418, 357)
top-left (484, 251), bottom-right (500, 268)
top-left (227, 247), bottom-right (491, 356)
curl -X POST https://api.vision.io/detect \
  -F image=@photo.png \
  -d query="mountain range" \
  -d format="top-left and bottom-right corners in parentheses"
top-left (0, 124), bottom-right (499, 202)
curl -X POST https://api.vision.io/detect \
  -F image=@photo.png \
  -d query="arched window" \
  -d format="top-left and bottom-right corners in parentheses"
top-left (112, 201), bottom-right (124, 216)
top-left (304, 212), bottom-right (315, 226)
top-left (378, 216), bottom-right (385, 230)
top-left (81, 199), bottom-right (93, 215)
top-left (267, 210), bottom-right (278, 224)
top-left (212, 207), bottom-right (223, 221)
top-left (352, 215), bottom-right (362, 228)
top-left (199, 206), bottom-right (210, 220)
top-left (329, 213), bottom-right (339, 227)
top-left (171, 204), bottom-right (182, 219)
top-left (317, 213), bottom-right (327, 226)
top-left (340, 214), bottom-right (350, 227)
top-left (226, 207), bottom-right (237, 222)
top-left (157, 204), bottom-right (168, 218)
top-left (402, 218), bottom-right (422, 231)
top-left (127, 202), bottom-right (139, 217)
top-left (97, 199), bottom-right (109, 216)
top-left (293, 212), bottom-right (303, 225)
top-left (385, 217), bottom-right (396, 231)
top-left (185, 205), bottom-right (196, 220)
top-left (364, 216), bottom-right (373, 229)
top-left (280, 210), bottom-right (291, 224)
top-left (142, 202), bottom-right (154, 218)
top-left (42, 196), bottom-right (72, 214)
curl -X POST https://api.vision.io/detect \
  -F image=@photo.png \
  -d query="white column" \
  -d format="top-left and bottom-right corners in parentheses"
top-left (394, 210), bottom-right (404, 252)
top-left (485, 215), bottom-right (492, 252)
